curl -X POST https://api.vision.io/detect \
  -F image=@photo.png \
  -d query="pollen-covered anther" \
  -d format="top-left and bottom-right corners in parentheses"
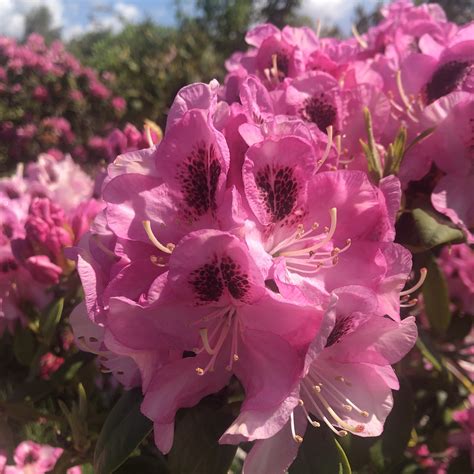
top-left (195, 367), bottom-right (205, 376)
top-left (342, 404), bottom-right (352, 412)
top-left (361, 411), bottom-right (369, 418)
top-left (313, 385), bottom-right (322, 393)
top-left (142, 220), bottom-right (175, 254)
top-left (294, 435), bottom-right (304, 443)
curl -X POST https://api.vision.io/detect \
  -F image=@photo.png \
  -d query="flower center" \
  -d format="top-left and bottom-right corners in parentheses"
top-left (193, 308), bottom-right (240, 375)
top-left (301, 93), bottom-right (338, 134)
top-left (1, 257), bottom-right (18, 273)
top-left (425, 60), bottom-right (471, 104)
top-left (270, 208), bottom-right (351, 275)
top-left (24, 451), bottom-right (39, 465)
top-left (294, 367), bottom-right (370, 441)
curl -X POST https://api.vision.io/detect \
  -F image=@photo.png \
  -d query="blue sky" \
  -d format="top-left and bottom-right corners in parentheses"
top-left (0, 0), bottom-right (381, 40)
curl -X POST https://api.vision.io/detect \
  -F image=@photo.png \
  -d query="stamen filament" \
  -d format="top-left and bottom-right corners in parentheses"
top-left (145, 125), bottom-right (154, 148)
top-left (315, 19), bottom-right (321, 38)
top-left (313, 388), bottom-right (364, 433)
top-left (142, 220), bottom-right (175, 254)
top-left (191, 306), bottom-right (230, 326)
top-left (317, 126), bottom-right (333, 171)
top-left (312, 370), bottom-right (369, 417)
top-left (352, 24), bottom-right (368, 48)
top-left (305, 389), bottom-right (348, 437)
top-left (396, 70), bottom-right (414, 112)
top-left (400, 268), bottom-right (427, 296)
top-left (299, 398), bottom-right (321, 427)
top-left (196, 312), bottom-right (234, 375)
top-left (227, 314), bottom-right (240, 370)
top-left (290, 412), bottom-right (304, 443)
top-left (199, 328), bottom-right (216, 355)
top-left (280, 208), bottom-right (337, 258)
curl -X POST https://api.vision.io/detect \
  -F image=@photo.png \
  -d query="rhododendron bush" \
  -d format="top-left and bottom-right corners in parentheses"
top-left (0, 1), bottom-right (473, 473)
top-left (0, 34), bottom-right (126, 172)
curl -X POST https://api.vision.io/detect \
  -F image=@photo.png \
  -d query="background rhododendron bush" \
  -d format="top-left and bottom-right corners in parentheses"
top-left (0, 1), bottom-right (473, 473)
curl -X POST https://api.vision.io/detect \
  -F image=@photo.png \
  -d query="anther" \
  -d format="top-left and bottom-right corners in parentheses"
top-left (196, 368), bottom-right (204, 375)
top-left (313, 385), bottom-right (322, 393)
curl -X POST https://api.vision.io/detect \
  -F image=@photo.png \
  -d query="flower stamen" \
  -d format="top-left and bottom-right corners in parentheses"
top-left (400, 268), bottom-right (427, 296)
top-left (142, 220), bottom-right (175, 254)
top-left (290, 412), bottom-right (304, 443)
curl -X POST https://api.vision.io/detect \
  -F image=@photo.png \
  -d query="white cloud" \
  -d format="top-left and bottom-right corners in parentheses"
top-left (115, 2), bottom-right (140, 22)
top-left (63, 2), bottom-right (142, 40)
top-left (0, 0), bottom-right (64, 38)
top-left (298, 0), bottom-right (380, 33)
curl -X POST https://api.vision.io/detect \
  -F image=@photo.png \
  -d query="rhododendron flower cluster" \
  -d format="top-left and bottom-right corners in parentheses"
top-left (0, 33), bottom-right (125, 170)
top-left (70, 50), bottom-right (423, 474)
top-left (0, 441), bottom-right (80, 474)
top-left (0, 153), bottom-right (101, 334)
top-left (0, 1), bottom-right (472, 472)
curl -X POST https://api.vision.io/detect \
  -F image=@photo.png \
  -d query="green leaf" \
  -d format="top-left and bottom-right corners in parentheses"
top-left (384, 126), bottom-right (407, 176)
top-left (420, 252), bottom-right (452, 335)
top-left (115, 455), bottom-right (169, 474)
top-left (94, 388), bottom-right (152, 474)
top-left (381, 378), bottom-right (415, 466)
top-left (334, 438), bottom-right (352, 474)
top-left (13, 327), bottom-right (37, 366)
top-left (396, 206), bottom-right (464, 252)
top-left (404, 126), bottom-right (436, 156)
top-left (290, 424), bottom-right (351, 474)
top-left (40, 297), bottom-right (64, 346)
top-left (167, 397), bottom-right (237, 474)
top-left (416, 336), bottom-right (443, 372)
top-left (360, 107), bottom-right (383, 183)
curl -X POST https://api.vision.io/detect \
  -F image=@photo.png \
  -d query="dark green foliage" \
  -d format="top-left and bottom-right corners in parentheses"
top-left (23, 6), bottom-right (62, 44)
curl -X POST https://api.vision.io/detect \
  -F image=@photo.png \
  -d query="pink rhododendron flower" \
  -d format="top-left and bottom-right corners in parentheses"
top-left (70, 70), bottom-right (420, 459)
top-left (39, 352), bottom-right (65, 380)
top-left (105, 229), bottom-right (326, 452)
top-left (112, 96), bottom-right (126, 113)
top-left (239, 287), bottom-right (417, 473)
top-left (5, 441), bottom-right (63, 474)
